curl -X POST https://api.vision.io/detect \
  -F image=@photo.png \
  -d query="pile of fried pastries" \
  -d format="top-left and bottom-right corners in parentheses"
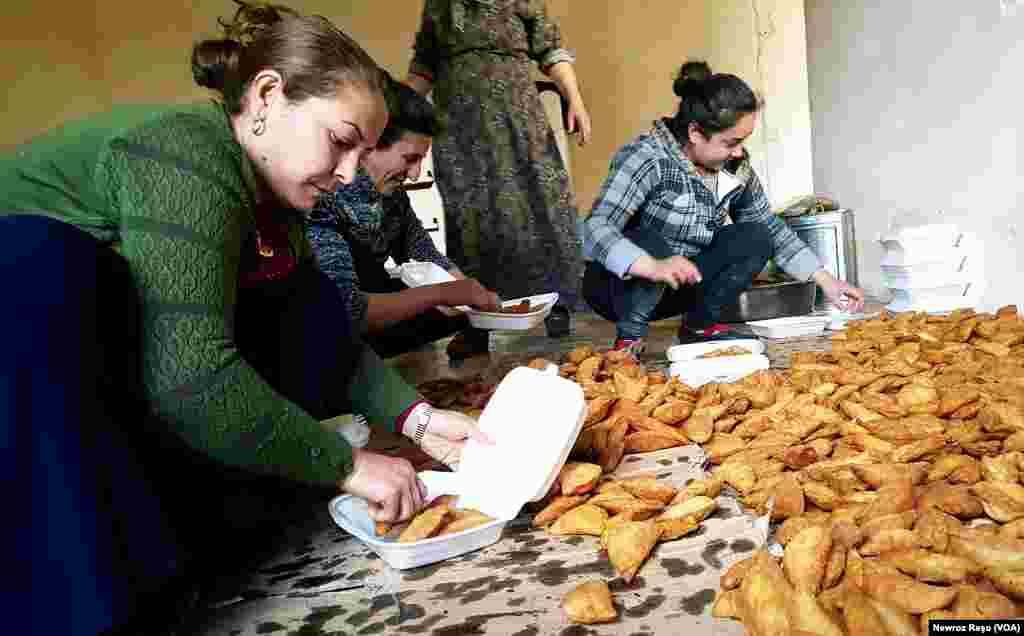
top-left (374, 495), bottom-right (495, 542)
top-left (551, 305), bottom-right (1024, 629)
top-left (539, 346), bottom-right (719, 473)
top-left (539, 462), bottom-right (723, 624)
top-left (416, 375), bottom-right (496, 417)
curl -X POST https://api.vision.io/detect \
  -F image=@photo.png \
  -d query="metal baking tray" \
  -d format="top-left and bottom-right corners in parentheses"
top-left (717, 280), bottom-right (817, 323)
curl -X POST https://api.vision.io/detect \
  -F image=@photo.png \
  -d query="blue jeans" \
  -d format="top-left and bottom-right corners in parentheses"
top-left (583, 223), bottom-right (773, 339)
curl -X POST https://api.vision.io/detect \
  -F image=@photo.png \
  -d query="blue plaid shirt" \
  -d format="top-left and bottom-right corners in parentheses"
top-left (583, 119), bottom-right (821, 281)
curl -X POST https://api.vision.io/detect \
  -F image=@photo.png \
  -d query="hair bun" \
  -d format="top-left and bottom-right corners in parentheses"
top-left (672, 60), bottom-right (712, 97)
top-left (191, 38), bottom-right (242, 91)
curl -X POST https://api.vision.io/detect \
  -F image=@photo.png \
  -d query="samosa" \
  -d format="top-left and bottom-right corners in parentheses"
top-left (562, 580), bottom-right (617, 624)
top-left (860, 561), bottom-right (958, 614)
top-left (658, 496), bottom-right (716, 523)
top-left (559, 462), bottom-right (602, 495)
top-left (606, 520), bottom-right (659, 582)
top-left (548, 504), bottom-right (608, 536)
top-left (398, 504), bottom-right (452, 543)
top-left (879, 549), bottom-right (980, 583)
top-left (736, 550), bottom-right (793, 636)
top-left (617, 477), bottom-right (678, 505)
top-left (438, 509), bottom-right (495, 536)
top-left (532, 495), bottom-right (589, 528)
top-left (783, 525), bottom-right (832, 594)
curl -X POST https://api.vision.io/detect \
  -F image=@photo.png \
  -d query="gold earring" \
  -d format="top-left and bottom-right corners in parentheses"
top-left (252, 115), bottom-right (267, 136)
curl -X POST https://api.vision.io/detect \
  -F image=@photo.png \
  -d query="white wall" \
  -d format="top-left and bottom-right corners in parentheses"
top-left (709, 0), bottom-right (815, 207)
top-left (805, 1), bottom-right (1024, 310)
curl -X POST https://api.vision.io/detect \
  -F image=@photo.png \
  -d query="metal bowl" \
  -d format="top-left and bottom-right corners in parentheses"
top-left (717, 280), bottom-right (817, 323)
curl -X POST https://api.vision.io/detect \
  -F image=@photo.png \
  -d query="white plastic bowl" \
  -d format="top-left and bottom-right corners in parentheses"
top-left (666, 339), bottom-right (765, 362)
top-left (747, 315), bottom-right (831, 339)
top-left (466, 293), bottom-right (558, 330)
top-left (399, 261), bottom-right (557, 330)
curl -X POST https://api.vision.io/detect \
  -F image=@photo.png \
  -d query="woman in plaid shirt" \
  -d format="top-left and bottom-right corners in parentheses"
top-left (582, 61), bottom-right (863, 353)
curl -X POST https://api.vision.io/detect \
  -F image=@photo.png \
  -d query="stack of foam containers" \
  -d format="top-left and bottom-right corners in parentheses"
top-left (879, 223), bottom-right (985, 313)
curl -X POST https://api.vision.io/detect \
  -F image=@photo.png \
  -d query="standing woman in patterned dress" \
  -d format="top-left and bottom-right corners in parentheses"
top-left (405, 0), bottom-right (592, 357)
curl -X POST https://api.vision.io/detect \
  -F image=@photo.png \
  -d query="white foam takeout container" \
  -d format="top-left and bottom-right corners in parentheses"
top-left (886, 283), bottom-right (982, 314)
top-left (666, 339), bottom-right (769, 388)
top-left (399, 260), bottom-right (456, 287)
top-left (883, 268), bottom-right (976, 290)
top-left (746, 315), bottom-right (831, 339)
top-left (880, 245), bottom-right (972, 276)
top-left (399, 261), bottom-right (557, 330)
top-left (668, 355), bottom-right (770, 389)
top-left (328, 366), bottom-right (586, 570)
top-left (878, 223), bottom-right (963, 256)
top-left (665, 339), bottom-right (765, 362)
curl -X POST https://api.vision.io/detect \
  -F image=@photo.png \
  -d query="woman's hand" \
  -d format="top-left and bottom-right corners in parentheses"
top-left (629, 254), bottom-right (702, 290)
top-left (547, 61), bottom-right (590, 146)
top-left (567, 97), bottom-right (592, 146)
top-left (437, 279), bottom-right (501, 311)
top-left (813, 270), bottom-right (866, 312)
top-left (341, 448), bottom-right (427, 523)
top-left (418, 409), bottom-right (492, 468)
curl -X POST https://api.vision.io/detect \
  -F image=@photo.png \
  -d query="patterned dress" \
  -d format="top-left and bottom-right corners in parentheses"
top-left (410, 0), bottom-right (583, 308)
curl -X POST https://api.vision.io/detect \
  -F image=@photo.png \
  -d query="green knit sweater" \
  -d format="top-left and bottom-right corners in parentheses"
top-left (0, 101), bottom-right (420, 485)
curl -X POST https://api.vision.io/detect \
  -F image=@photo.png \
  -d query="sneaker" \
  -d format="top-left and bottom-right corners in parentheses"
top-left (612, 337), bottom-right (646, 356)
top-left (545, 306), bottom-right (573, 338)
top-left (676, 322), bottom-right (749, 345)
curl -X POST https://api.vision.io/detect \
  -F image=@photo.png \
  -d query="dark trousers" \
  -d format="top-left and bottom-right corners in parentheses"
top-left (233, 262), bottom-right (359, 418)
top-left (583, 222), bottom-right (773, 339)
top-left (2, 215), bottom-right (350, 635)
top-left (359, 270), bottom-right (469, 359)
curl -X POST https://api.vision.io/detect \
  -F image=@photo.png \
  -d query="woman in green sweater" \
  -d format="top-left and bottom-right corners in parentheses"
top-left (0, 3), bottom-right (478, 634)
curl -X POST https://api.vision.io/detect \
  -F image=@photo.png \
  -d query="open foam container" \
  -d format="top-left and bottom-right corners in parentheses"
top-left (328, 366), bottom-right (586, 570)
top-left (666, 339), bottom-right (765, 362)
top-left (666, 339), bottom-right (770, 388)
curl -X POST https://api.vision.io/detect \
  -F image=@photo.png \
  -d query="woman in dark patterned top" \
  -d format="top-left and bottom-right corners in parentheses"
top-left (307, 77), bottom-right (501, 359)
top-left (405, 0), bottom-right (592, 349)
top-left (0, 4), bottom-right (482, 633)
top-left (583, 61), bottom-right (864, 355)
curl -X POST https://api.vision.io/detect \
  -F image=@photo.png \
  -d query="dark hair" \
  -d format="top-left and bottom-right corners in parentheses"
top-left (376, 74), bottom-right (443, 149)
top-left (669, 59), bottom-right (761, 143)
top-left (191, 0), bottom-right (385, 114)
